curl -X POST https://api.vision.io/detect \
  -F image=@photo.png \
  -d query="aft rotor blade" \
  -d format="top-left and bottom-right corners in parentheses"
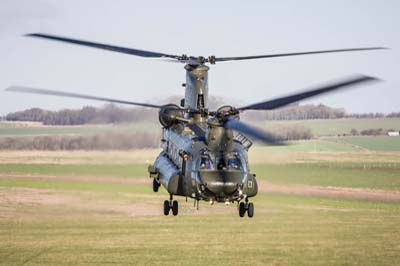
top-left (6, 86), bottom-right (163, 109)
top-left (225, 118), bottom-right (283, 145)
top-left (215, 47), bottom-right (387, 62)
top-left (238, 74), bottom-right (380, 111)
top-left (26, 33), bottom-right (181, 59)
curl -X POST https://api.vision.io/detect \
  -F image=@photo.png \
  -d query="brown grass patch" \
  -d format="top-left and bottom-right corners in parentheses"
top-left (0, 187), bottom-right (161, 219)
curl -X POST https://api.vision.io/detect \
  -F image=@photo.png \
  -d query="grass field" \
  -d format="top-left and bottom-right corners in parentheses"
top-left (340, 136), bottom-right (400, 151)
top-left (0, 122), bottom-right (159, 137)
top-left (1, 150), bottom-right (400, 265)
top-left (261, 136), bottom-right (400, 152)
top-left (1, 192), bottom-right (399, 266)
top-left (261, 139), bottom-right (359, 152)
top-left (253, 163), bottom-right (400, 191)
top-left (0, 161), bottom-right (399, 191)
top-left (2, 118), bottom-right (400, 137)
top-left (259, 118), bottom-right (400, 136)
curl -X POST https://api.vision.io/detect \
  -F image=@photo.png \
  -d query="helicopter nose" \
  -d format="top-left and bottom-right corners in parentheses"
top-left (198, 170), bottom-right (244, 195)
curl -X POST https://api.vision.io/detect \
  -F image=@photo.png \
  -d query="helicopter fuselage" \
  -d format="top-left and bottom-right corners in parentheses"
top-left (150, 124), bottom-right (258, 203)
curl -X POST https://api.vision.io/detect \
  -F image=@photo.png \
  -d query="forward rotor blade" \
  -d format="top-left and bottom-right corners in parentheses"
top-left (6, 86), bottom-right (163, 109)
top-left (215, 47), bottom-right (387, 62)
top-left (26, 33), bottom-right (180, 59)
top-left (238, 74), bottom-right (380, 111)
top-left (225, 118), bottom-right (283, 145)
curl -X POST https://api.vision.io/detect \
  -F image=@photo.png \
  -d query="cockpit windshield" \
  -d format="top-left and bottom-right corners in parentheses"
top-left (226, 152), bottom-right (243, 170)
top-left (200, 153), bottom-right (214, 170)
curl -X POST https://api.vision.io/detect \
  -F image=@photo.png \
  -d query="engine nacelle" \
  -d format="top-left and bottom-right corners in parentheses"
top-left (159, 104), bottom-right (184, 128)
top-left (154, 152), bottom-right (182, 195)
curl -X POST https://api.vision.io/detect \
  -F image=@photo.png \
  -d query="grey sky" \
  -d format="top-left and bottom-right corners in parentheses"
top-left (1, 0), bottom-right (399, 115)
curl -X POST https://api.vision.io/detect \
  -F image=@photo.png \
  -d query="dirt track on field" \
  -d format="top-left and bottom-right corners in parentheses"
top-left (1, 174), bottom-right (399, 219)
top-left (1, 174), bottom-right (400, 205)
top-left (0, 187), bottom-right (162, 219)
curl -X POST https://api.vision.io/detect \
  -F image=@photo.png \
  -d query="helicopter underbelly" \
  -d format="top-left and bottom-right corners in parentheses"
top-left (198, 170), bottom-right (242, 195)
top-left (195, 170), bottom-right (258, 202)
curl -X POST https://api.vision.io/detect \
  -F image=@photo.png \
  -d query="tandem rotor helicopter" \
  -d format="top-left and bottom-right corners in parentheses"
top-left (6, 33), bottom-right (385, 217)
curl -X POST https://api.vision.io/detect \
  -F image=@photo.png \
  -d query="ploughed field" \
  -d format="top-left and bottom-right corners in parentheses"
top-left (0, 150), bottom-right (400, 265)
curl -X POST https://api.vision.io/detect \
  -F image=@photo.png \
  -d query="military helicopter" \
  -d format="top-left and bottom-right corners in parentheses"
top-left (6, 33), bottom-right (385, 217)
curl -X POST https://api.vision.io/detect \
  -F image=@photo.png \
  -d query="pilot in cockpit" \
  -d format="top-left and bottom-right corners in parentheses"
top-left (226, 152), bottom-right (242, 170)
top-left (200, 152), bottom-right (214, 170)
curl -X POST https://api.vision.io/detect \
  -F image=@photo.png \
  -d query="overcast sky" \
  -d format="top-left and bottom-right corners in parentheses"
top-left (0, 0), bottom-right (399, 115)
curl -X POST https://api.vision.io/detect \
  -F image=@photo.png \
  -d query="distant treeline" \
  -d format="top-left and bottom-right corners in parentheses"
top-left (348, 112), bottom-right (400, 119)
top-left (268, 125), bottom-right (313, 141)
top-left (3, 96), bottom-right (226, 125)
top-left (4, 102), bottom-right (400, 125)
top-left (349, 128), bottom-right (396, 136)
top-left (263, 104), bottom-right (400, 120)
top-left (5, 105), bottom-right (157, 125)
top-left (263, 104), bottom-right (346, 120)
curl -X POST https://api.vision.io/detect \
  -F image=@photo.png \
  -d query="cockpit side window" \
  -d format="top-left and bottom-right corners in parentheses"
top-left (226, 152), bottom-right (243, 170)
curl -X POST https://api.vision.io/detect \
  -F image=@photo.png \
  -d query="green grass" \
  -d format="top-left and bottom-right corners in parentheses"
top-left (1, 162), bottom-right (399, 191)
top-left (260, 136), bottom-right (400, 152)
top-left (261, 139), bottom-right (359, 152)
top-left (258, 136), bottom-right (400, 152)
top-left (2, 118), bottom-right (399, 138)
top-left (0, 122), bottom-right (159, 136)
top-left (260, 118), bottom-right (400, 136)
top-left (0, 126), bottom-right (106, 136)
top-left (1, 153), bottom-right (400, 265)
top-left (253, 163), bottom-right (400, 191)
top-left (0, 194), bottom-right (399, 266)
top-left (0, 164), bottom-right (148, 178)
top-left (341, 136), bottom-right (400, 151)
top-left (0, 178), bottom-right (152, 194)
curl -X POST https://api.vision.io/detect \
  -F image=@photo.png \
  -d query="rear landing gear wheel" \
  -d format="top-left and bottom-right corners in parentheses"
top-left (239, 202), bottom-right (246, 217)
top-left (163, 200), bottom-right (170, 216)
top-left (247, 202), bottom-right (254, 218)
top-left (153, 178), bottom-right (160, 192)
top-left (172, 200), bottom-right (178, 216)
top-left (163, 195), bottom-right (178, 216)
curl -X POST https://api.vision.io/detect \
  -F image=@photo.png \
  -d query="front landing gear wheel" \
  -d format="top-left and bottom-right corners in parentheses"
top-left (172, 200), bottom-right (178, 216)
top-left (247, 202), bottom-right (254, 218)
top-left (153, 178), bottom-right (160, 192)
top-left (239, 202), bottom-right (246, 217)
top-left (163, 200), bottom-right (170, 215)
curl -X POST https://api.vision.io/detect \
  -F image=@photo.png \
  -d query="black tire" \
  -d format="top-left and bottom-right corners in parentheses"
top-left (239, 202), bottom-right (246, 217)
top-left (163, 200), bottom-right (170, 216)
top-left (247, 202), bottom-right (254, 218)
top-left (153, 178), bottom-right (160, 192)
top-left (172, 200), bottom-right (178, 216)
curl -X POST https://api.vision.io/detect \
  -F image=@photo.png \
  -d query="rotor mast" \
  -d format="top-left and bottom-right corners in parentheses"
top-left (184, 64), bottom-right (210, 111)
